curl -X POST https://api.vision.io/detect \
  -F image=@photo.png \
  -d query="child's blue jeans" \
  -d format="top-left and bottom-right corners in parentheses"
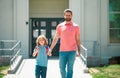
top-left (35, 65), bottom-right (47, 78)
top-left (59, 51), bottom-right (76, 78)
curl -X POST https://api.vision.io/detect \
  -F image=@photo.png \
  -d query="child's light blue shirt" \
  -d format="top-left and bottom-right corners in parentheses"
top-left (35, 46), bottom-right (48, 67)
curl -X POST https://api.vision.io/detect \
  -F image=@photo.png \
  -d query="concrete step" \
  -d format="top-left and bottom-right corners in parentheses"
top-left (8, 55), bottom-right (23, 74)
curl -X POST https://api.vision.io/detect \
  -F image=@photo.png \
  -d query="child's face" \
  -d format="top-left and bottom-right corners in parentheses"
top-left (38, 38), bottom-right (45, 46)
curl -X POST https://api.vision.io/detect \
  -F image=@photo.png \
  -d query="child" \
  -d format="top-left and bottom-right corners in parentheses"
top-left (33, 35), bottom-right (51, 78)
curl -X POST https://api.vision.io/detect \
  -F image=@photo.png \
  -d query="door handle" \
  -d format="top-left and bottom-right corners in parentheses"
top-left (49, 38), bottom-right (51, 45)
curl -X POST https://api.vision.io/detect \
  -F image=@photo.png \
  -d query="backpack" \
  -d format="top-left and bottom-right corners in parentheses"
top-left (45, 46), bottom-right (49, 55)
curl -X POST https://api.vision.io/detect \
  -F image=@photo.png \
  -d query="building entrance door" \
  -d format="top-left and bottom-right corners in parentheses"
top-left (30, 18), bottom-right (64, 57)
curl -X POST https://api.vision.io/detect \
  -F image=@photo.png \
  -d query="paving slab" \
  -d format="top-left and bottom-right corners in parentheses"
top-left (4, 57), bottom-right (92, 78)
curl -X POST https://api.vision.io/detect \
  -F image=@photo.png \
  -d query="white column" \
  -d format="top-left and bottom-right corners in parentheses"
top-left (13, 0), bottom-right (29, 58)
top-left (69, 0), bottom-right (85, 41)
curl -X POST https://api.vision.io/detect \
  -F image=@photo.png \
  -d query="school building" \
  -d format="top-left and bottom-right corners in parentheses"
top-left (0, 0), bottom-right (120, 66)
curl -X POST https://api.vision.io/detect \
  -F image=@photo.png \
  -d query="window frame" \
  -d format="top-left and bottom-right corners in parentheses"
top-left (108, 0), bottom-right (120, 44)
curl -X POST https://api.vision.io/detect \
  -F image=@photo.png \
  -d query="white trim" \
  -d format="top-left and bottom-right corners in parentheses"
top-left (108, 0), bottom-right (120, 45)
top-left (13, 0), bottom-right (17, 40)
top-left (97, 0), bottom-right (101, 58)
top-left (81, 0), bottom-right (85, 41)
top-left (107, 0), bottom-right (110, 45)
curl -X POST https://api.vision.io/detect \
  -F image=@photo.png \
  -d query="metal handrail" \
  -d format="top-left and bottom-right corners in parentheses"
top-left (10, 41), bottom-right (21, 69)
top-left (0, 40), bottom-right (21, 69)
top-left (10, 49), bottom-right (21, 69)
top-left (0, 40), bottom-right (20, 51)
top-left (80, 44), bottom-right (87, 68)
top-left (10, 41), bottom-right (21, 51)
top-left (0, 40), bottom-right (18, 42)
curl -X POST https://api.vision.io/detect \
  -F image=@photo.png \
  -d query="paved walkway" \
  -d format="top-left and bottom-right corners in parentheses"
top-left (4, 57), bottom-right (92, 78)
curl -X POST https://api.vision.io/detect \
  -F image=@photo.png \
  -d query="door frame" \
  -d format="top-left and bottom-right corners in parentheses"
top-left (29, 18), bottom-right (64, 57)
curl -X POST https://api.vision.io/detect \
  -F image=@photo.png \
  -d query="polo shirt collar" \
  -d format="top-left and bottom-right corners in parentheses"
top-left (64, 21), bottom-right (73, 25)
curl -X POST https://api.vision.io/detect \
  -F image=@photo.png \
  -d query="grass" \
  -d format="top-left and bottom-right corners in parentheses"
top-left (0, 66), bottom-right (9, 78)
top-left (90, 64), bottom-right (120, 78)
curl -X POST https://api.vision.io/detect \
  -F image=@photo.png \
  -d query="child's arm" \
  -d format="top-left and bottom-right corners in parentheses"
top-left (32, 46), bottom-right (39, 57)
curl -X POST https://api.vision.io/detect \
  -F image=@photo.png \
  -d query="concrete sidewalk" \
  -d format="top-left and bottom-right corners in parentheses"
top-left (4, 57), bottom-right (92, 78)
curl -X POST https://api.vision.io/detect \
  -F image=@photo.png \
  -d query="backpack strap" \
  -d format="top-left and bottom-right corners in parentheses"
top-left (45, 46), bottom-right (49, 55)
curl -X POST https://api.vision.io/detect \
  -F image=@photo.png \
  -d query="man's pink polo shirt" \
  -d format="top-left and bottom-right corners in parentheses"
top-left (56, 21), bottom-right (80, 52)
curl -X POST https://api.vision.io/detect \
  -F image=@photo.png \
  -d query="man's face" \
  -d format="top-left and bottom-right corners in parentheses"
top-left (64, 12), bottom-right (72, 22)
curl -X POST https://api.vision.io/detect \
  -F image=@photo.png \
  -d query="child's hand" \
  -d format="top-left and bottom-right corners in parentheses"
top-left (33, 52), bottom-right (38, 57)
top-left (47, 49), bottom-right (52, 56)
top-left (33, 46), bottom-right (39, 57)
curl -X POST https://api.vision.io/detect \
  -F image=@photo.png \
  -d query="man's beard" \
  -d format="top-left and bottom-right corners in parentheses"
top-left (65, 18), bottom-right (71, 22)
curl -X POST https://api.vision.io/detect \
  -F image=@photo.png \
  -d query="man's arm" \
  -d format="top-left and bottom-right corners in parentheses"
top-left (76, 32), bottom-right (81, 56)
top-left (49, 33), bottom-right (59, 53)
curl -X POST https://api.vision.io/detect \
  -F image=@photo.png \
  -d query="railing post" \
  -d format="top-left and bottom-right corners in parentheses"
top-left (80, 44), bottom-right (89, 73)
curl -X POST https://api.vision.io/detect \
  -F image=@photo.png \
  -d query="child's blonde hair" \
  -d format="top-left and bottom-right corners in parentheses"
top-left (36, 35), bottom-right (48, 46)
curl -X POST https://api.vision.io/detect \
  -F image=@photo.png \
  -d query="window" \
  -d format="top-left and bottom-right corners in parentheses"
top-left (109, 0), bottom-right (120, 43)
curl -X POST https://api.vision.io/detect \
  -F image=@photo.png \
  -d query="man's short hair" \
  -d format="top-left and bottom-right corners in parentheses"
top-left (64, 9), bottom-right (72, 15)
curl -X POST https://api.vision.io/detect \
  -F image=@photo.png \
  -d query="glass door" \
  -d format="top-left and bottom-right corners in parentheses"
top-left (30, 18), bottom-right (64, 57)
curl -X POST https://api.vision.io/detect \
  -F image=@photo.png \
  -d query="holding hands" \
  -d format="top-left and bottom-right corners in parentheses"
top-left (47, 49), bottom-right (52, 56)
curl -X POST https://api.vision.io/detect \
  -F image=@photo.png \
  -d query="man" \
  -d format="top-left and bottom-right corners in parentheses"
top-left (49, 9), bottom-right (81, 78)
